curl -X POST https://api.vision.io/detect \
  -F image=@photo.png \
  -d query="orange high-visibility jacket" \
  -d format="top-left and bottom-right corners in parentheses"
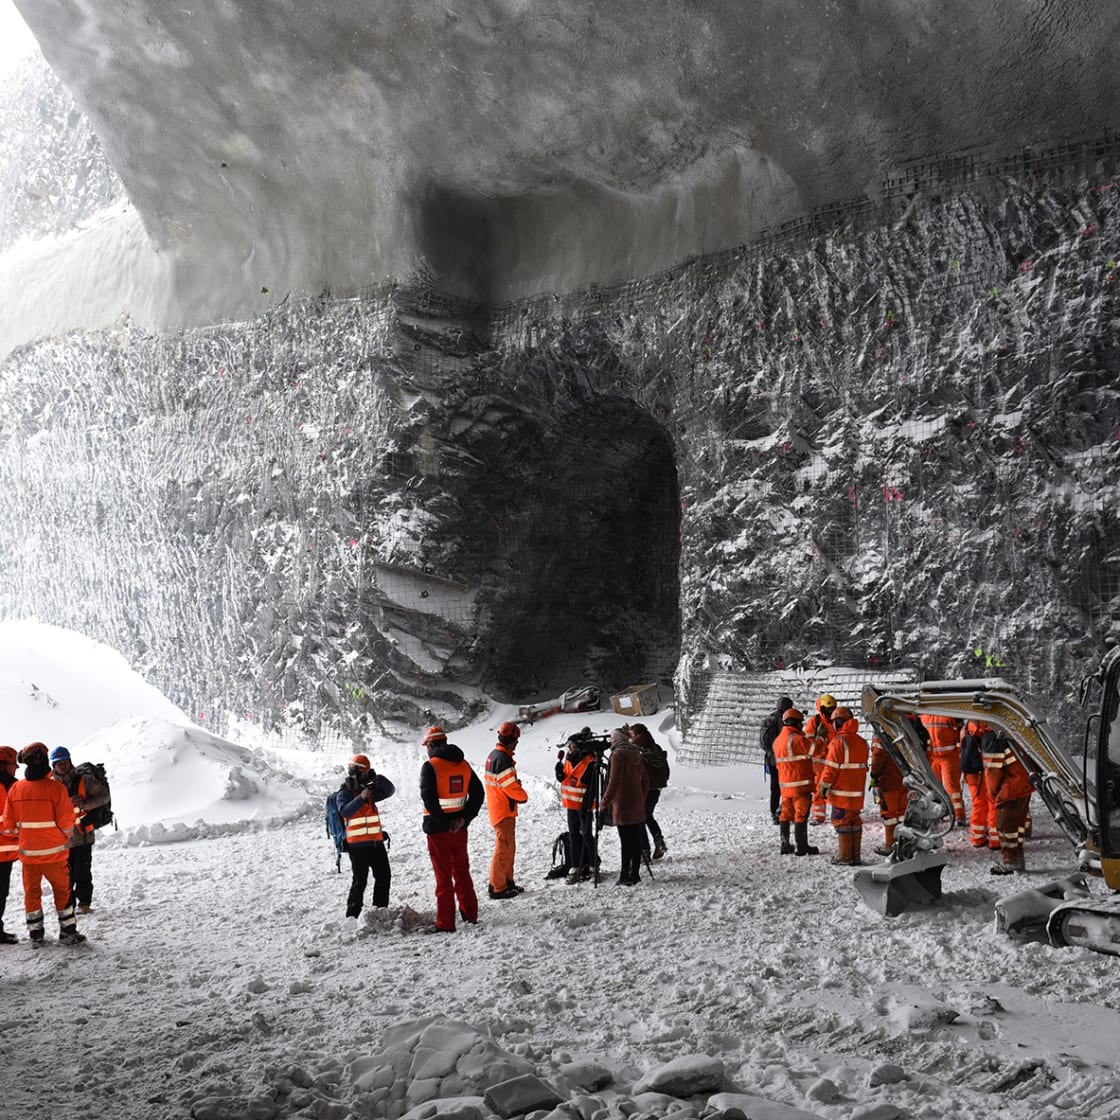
top-left (560, 755), bottom-right (596, 812)
top-left (0, 783), bottom-right (17, 863)
top-left (485, 744), bottom-right (528, 825)
top-left (773, 726), bottom-right (814, 793)
top-left (0, 775), bottom-right (75, 863)
top-left (869, 737), bottom-right (905, 798)
top-left (344, 801), bottom-right (384, 845)
top-left (982, 737), bottom-right (1033, 804)
top-left (819, 720), bottom-right (870, 809)
top-left (424, 756), bottom-right (473, 815)
top-left (804, 702), bottom-right (839, 761)
top-left (920, 714), bottom-right (962, 754)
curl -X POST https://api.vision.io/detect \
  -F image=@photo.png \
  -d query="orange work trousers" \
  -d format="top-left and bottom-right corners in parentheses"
top-left (964, 772), bottom-right (995, 848)
top-left (21, 859), bottom-right (70, 915)
top-left (930, 752), bottom-right (965, 821)
top-left (489, 817), bottom-right (517, 892)
top-left (779, 791), bottom-right (812, 825)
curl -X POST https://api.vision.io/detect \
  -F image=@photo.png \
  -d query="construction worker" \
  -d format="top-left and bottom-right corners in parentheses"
top-left (419, 726), bottom-right (484, 931)
top-left (484, 721), bottom-right (528, 900)
top-left (334, 753), bottom-right (395, 918)
top-left (817, 707), bottom-right (870, 866)
top-left (804, 693), bottom-right (840, 825)
top-left (960, 720), bottom-right (996, 849)
top-left (0, 742), bottom-right (85, 945)
top-left (50, 745), bottom-right (111, 914)
top-left (556, 730), bottom-right (601, 883)
top-left (869, 731), bottom-right (907, 855)
top-left (772, 709), bottom-right (819, 856)
top-left (0, 746), bottom-right (19, 943)
top-left (760, 694), bottom-right (794, 824)
top-left (919, 714), bottom-right (966, 825)
top-left (983, 730), bottom-right (1033, 874)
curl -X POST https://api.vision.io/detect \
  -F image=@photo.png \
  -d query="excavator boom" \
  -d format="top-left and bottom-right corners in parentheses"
top-left (857, 655), bottom-right (1120, 954)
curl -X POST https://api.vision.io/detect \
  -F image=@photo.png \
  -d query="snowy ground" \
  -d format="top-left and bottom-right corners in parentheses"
top-left (2, 621), bottom-right (1119, 1120)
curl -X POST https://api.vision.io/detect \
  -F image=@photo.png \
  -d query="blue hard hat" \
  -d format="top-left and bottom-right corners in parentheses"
top-left (49, 746), bottom-right (70, 763)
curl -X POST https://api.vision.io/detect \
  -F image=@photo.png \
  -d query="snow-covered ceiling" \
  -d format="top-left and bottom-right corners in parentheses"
top-left (13, 0), bottom-right (1120, 321)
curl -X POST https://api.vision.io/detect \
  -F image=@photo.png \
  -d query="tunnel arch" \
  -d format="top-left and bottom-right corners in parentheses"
top-left (474, 396), bottom-right (681, 702)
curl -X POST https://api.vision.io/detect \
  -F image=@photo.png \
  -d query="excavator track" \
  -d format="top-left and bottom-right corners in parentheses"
top-left (1047, 895), bottom-right (1120, 956)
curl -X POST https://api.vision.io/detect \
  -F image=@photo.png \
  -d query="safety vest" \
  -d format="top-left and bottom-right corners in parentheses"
top-left (982, 738), bottom-right (1033, 804)
top-left (485, 745), bottom-right (527, 824)
top-left (0, 777), bottom-right (75, 863)
top-left (773, 727), bottom-right (814, 792)
top-left (344, 800), bottom-right (384, 845)
top-left (820, 729), bottom-right (869, 806)
top-left (920, 714), bottom-right (962, 753)
top-left (0, 784), bottom-right (17, 862)
top-left (804, 711), bottom-right (838, 761)
top-left (561, 755), bottom-right (595, 811)
top-left (424, 756), bottom-right (471, 814)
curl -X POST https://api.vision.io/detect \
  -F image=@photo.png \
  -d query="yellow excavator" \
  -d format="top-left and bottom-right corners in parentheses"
top-left (856, 646), bottom-right (1120, 955)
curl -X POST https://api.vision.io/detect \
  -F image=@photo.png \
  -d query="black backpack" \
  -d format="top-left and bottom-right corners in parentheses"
top-left (759, 709), bottom-right (783, 765)
top-left (544, 832), bottom-right (571, 879)
top-left (74, 762), bottom-right (114, 830)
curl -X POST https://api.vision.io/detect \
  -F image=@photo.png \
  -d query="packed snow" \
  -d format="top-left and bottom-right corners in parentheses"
top-left (2, 620), bottom-right (1119, 1120)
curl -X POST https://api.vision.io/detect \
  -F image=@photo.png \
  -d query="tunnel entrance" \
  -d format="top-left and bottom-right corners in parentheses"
top-left (477, 398), bottom-right (681, 702)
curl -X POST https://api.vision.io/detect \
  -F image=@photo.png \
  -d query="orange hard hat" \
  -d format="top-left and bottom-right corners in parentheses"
top-left (349, 754), bottom-right (371, 772)
top-left (422, 726), bottom-right (447, 746)
top-left (497, 721), bottom-right (520, 743)
top-left (0, 745), bottom-right (17, 766)
top-left (18, 742), bottom-right (48, 765)
top-left (834, 706), bottom-right (854, 722)
top-left (782, 708), bottom-right (804, 723)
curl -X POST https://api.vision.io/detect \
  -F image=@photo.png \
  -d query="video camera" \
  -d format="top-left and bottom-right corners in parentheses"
top-left (559, 727), bottom-right (612, 756)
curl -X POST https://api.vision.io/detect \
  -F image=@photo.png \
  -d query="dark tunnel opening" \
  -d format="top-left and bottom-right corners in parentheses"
top-left (477, 398), bottom-right (681, 702)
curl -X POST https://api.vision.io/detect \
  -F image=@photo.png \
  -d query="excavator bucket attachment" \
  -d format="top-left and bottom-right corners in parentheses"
top-left (853, 851), bottom-right (948, 917)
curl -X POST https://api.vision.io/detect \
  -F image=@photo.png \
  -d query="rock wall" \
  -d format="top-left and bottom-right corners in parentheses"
top-left (4, 141), bottom-right (1120, 746)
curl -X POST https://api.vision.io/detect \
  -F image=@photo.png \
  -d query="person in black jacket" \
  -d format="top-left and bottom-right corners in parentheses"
top-left (419, 726), bottom-right (484, 931)
top-left (630, 723), bottom-right (670, 860)
top-left (760, 695), bottom-right (794, 824)
top-left (334, 753), bottom-right (395, 919)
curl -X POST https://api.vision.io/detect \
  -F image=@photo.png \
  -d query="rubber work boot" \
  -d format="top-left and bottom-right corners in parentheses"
top-left (793, 822), bottom-right (820, 857)
top-left (488, 885), bottom-right (519, 900)
top-left (779, 822), bottom-right (795, 855)
top-left (26, 908), bottom-right (44, 946)
top-left (850, 828), bottom-right (863, 866)
top-left (831, 831), bottom-right (854, 865)
top-left (59, 928), bottom-right (87, 945)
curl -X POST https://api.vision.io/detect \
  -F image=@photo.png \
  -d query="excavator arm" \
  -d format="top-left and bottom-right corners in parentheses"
top-left (856, 655), bottom-right (1120, 955)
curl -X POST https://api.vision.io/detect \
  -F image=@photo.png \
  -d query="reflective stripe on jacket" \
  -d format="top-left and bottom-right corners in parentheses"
top-left (819, 724), bottom-right (869, 808)
top-left (560, 755), bottom-right (595, 811)
top-left (0, 783), bottom-right (17, 862)
top-left (425, 756), bottom-right (472, 814)
top-left (920, 714), bottom-right (962, 753)
top-left (804, 706), bottom-right (839, 761)
top-left (982, 737), bottom-right (1033, 804)
top-left (344, 801), bottom-right (384, 844)
top-left (0, 776), bottom-right (76, 863)
top-left (773, 726), bottom-right (814, 792)
top-left (485, 745), bottom-right (528, 825)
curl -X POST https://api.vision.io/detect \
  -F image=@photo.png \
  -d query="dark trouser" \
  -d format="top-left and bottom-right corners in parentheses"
top-left (68, 844), bottom-right (94, 908)
top-left (641, 789), bottom-right (664, 853)
top-left (618, 822), bottom-right (645, 882)
top-left (768, 767), bottom-right (780, 818)
top-left (346, 842), bottom-right (391, 916)
top-left (427, 830), bottom-right (478, 930)
top-left (0, 859), bottom-right (12, 925)
top-left (566, 809), bottom-right (597, 871)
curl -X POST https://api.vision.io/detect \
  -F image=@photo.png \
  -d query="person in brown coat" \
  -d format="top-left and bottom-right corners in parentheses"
top-left (600, 726), bottom-right (650, 885)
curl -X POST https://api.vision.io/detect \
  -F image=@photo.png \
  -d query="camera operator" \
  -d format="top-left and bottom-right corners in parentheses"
top-left (600, 726), bottom-right (650, 885)
top-left (556, 728), bottom-right (605, 884)
top-left (334, 753), bottom-right (396, 919)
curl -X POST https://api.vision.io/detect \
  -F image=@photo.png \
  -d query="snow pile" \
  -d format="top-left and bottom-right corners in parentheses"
top-left (2, 622), bottom-right (1120, 1120)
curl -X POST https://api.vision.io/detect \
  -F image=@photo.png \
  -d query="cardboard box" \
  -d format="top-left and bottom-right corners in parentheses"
top-left (610, 683), bottom-right (660, 717)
